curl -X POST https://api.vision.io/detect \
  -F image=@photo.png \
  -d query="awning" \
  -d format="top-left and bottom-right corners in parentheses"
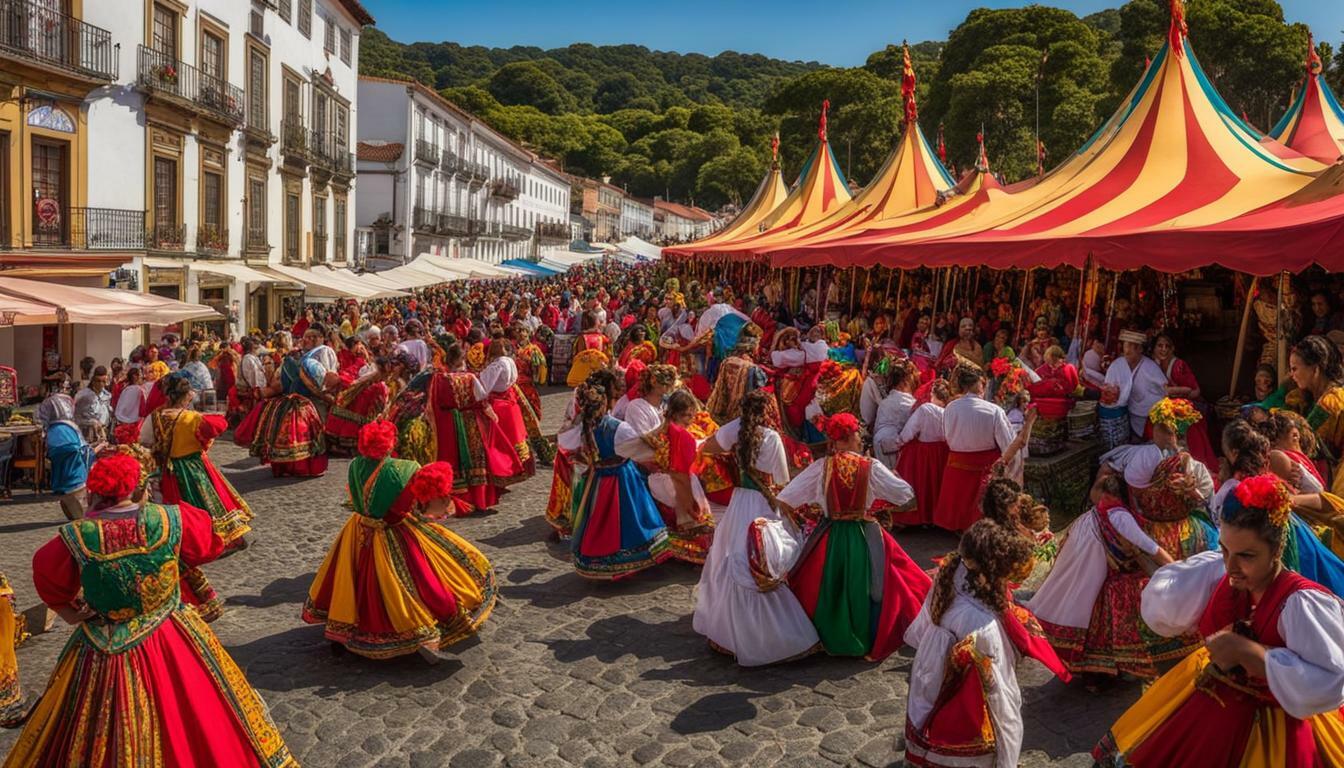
top-left (370, 265), bottom-right (446, 289)
top-left (617, 237), bottom-right (663, 260)
top-left (500, 259), bottom-right (560, 276)
top-left (334, 268), bottom-right (412, 293)
top-left (407, 255), bottom-right (477, 282)
top-left (0, 276), bottom-right (219, 326)
top-left (191, 260), bottom-right (295, 285)
top-left (418, 254), bottom-right (515, 278)
top-left (266, 264), bottom-right (408, 299)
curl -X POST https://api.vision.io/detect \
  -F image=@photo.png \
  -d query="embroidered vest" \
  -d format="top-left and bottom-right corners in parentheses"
top-left (824, 452), bottom-right (872, 521)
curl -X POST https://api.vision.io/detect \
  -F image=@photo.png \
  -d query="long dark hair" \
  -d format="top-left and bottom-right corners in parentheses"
top-left (929, 520), bottom-right (1031, 625)
top-left (736, 390), bottom-right (771, 474)
top-left (1224, 418), bottom-right (1270, 477)
top-left (577, 382), bottom-right (609, 454)
top-left (1293, 335), bottom-right (1344, 385)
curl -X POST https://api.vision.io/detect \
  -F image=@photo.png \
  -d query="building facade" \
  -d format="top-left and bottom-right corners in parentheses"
top-left (356, 76), bottom-right (571, 265)
top-left (654, 199), bottom-right (714, 242)
top-left (619, 195), bottom-right (654, 240)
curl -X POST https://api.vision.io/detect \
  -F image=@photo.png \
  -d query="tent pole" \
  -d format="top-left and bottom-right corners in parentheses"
top-left (1102, 271), bottom-right (1119, 351)
top-left (849, 266), bottom-right (858, 315)
top-left (1016, 268), bottom-right (1031, 347)
top-left (859, 267), bottom-right (869, 314)
top-left (884, 266), bottom-right (895, 307)
top-left (1277, 272), bottom-right (1290, 389)
top-left (1229, 274), bottom-right (1259, 398)
top-left (1074, 258), bottom-right (1088, 349)
top-left (931, 268), bottom-right (940, 321)
top-left (816, 267), bottom-right (825, 321)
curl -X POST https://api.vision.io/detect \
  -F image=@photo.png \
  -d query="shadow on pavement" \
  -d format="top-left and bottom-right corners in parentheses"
top-left (228, 572), bottom-right (318, 608)
top-left (498, 566), bottom-right (696, 610)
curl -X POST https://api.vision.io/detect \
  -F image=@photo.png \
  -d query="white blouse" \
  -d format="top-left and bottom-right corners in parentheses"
top-left (1027, 504), bottom-right (1158, 629)
top-left (478, 356), bottom-right (518, 394)
top-left (859, 377), bottom-right (886, 429)
top-left (777, 451), bottom-right (914, 515)
top-left (1141, 551), bottom-right (1344, 719)
top-left (943, 395), bottom-right (1016, 454)
top-left (899, 402), bottom-right (946, 444)
top-left (711, 418), bottom-right (791, 488)
top-left (624, 397), bottom-right (663, 436)
top-left (1102, 444), bottom-right (1214, 499)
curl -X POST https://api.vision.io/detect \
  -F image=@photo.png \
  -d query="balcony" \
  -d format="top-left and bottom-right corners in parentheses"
top-left (280, 117), bottom-right (308, 166)
top-left (0, 0), bottom-right (118, 82)
top-left (465, 161), bottom-right (490, 187)
top-left (136, 45), bottom-right (243, 126)
top-left (18, 206), bottom-right (144, 250)
top-left (331, 150), bottom-right (354, 182)
top-left (413, 206), bottom-right (437, 234)
top-left (501, 223), bottom-right (532, 241)
top-left (440, 150), bottom-right (464, 175)
top-left (243, 100), bottom-right (273, 150)
top-left (146, 222), bottom-right (186, 252)
top-left (414, 139), bottom-right (439, 166)
top-left (439, 213), bottom-right (470, 238)
top-left (536, 221), bottom-right (569, 244)
top-left (489, 177), bottom-right (520, 201)
top-left (196, 224), bottom-right (228, 255)
top-left (469, 219), bottom-right (501, 239)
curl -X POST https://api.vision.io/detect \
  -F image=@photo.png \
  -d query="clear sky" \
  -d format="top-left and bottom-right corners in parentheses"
top-left (368, 0), bottom-right (1344, 67)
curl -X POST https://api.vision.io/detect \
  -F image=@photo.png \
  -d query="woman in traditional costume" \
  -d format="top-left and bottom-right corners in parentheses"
top-left (706, 325), bottom-right (767, 426)
top-left (888, 381), bottom-right (951, 528)
top-left (777, 413), bottom-right (932, 661)
top-left (566, 312), bottom-right (612, 388)
top-left (143, 375), bottom-right (252, 553)
top-left (1100, 397), bottom-right (1217, 560)
top-left (935, 363), bottom-right (1033, 532)
top-left (251, 348), bottom-right (334, 478)
top-left (768, 326), bottom-right (828, 442)
top-left (546, 370), bottom-right (620, 539)
top-left (1213, 420), bottom-right (1344, 594)
top-left (559, 382), bottom-right (671, 580)
top-left (479, 338), bottom-right (536, 478)
top-left (872, 357), bottom-right (919, 469)
top-left (36, 392), bottom-right (94, 521)
top-left (1027, 472), bottom-right (1186, 681)
top-left (420, 343), bottom-right (524, 515)
top-left (618, 324), bottom-right (658, 369)
top-left (324, 355), bottom-right (392, 457)
top-left (618, 388), bottom-right (714, 566)
top-left (1149, 332), bottom-right (1217, 475)
top-left (303, 422), bottom-right (497, 662)
top-left (1093, 474), bottom-right (1344, 767)
top-left (0, 571), bottom-right (25, 727)
top-left (512, 324), bottom-right (547, 418)
top-left (3, 454), bottom-right (296, 768)
top-left (904, 520), bottom-right (1071, 768)
top-left (692, 390), bottom-right (818, 665)
top-left (1290, 335), bottom-right (1344, 494)
top-left (1260, 410), bottom-right (1327, 494)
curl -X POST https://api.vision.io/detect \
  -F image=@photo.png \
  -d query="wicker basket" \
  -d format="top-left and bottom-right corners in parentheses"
top-left (1068, 401), bottom-right (1098, 441)
top-left (1029, 415), bottom-right (1068, 457)
top-left (1215, 395), bottom-right (1244, 421)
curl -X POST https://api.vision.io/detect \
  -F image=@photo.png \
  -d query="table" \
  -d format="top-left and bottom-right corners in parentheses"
top-left (1024, 438), bottom-right (1102, 528)
top-left (0, 423), bottom-right (44, 496)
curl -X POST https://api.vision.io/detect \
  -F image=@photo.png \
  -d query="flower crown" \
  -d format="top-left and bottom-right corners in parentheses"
top-left (1231, 473), bottom-right (1292, 528)
top-left (1148, 397), bottom-right (1202, 435)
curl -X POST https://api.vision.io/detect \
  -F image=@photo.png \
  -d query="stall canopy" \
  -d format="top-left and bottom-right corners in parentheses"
top-left (500, 259), bottom-right (561, 276)
top-left (670, 138), bottom-right (790, 253)
top-left (0, 276), bottom-right (219, 325)
top-left (707, 45), bottom-right (956, 258)
top-left (769, 4), bottom-right (1344, 276)
top-left (189, 260), bottom-right (294, 286)
top-left (616, 237), bottom-right (662, 260)
top-left (665, 102), bottom-right (853, 258)
top-left (1269, 35), bottom-right (1344, 165)
top-left (267, 264), bottom-right (409, 299)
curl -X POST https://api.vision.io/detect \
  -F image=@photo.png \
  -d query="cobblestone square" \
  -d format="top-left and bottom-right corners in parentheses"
top-left (0, 390), bottom-right (1132, 766)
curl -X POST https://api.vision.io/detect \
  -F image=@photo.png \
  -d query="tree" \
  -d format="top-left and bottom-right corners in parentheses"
top-left (764, 68), bottom-right (899, 180)
top-left (696, 146), bottom-right (767, 209)
top-left (487, 61), bottom-right (577, 114)
top-left (594, 72), bottom-right (647, 113)
top-left (1329, 40), bottom-right (1344, 93)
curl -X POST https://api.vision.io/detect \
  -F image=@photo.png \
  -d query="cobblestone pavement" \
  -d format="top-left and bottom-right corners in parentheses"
top-left (0, 389), bottom-right (1134, 766)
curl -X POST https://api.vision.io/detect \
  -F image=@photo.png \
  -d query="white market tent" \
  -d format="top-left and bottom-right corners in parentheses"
top-left (617, 236), bottom-right (662, 260)
top-left (266, 264), bottom-right (408, 299)
top-left (0, 276), bottom-right (220, 326)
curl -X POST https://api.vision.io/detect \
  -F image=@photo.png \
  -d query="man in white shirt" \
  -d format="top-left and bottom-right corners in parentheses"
top-left (1105, 329), bottom-right (1167, 439)
top-left (73, 365), bottom-right (112, 442)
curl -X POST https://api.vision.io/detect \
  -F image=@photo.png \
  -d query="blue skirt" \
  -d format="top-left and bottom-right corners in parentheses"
top-left (46, 423), bottom-right (92, 494)
top-left (1287, 513), bottom-right (1344, 595)
top-left (570, 460), bottom-right (670, 580)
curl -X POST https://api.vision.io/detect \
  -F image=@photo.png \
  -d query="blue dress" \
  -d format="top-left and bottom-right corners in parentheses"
top-left (569, 415), bottom-right (670, 579)
top-left (46, 421), bottom-right (92, 494)
top-left (1286, 513), bottom-right (1344, 595)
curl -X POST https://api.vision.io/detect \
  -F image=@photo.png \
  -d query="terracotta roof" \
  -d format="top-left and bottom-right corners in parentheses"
top-left (357, 141), bottom-right (403, 162)
top-left (335, 0), bottom-right (374, 26)
top-left (655, 200), bottom-right (714, 221)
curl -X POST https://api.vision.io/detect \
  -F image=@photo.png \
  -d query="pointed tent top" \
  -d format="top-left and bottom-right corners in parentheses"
top-left (937, 123), bottom-right (947, 163)
top-left (976, 128), bottom-right (990, 172)
top-left (901, 42), bottom-right (918, 125)
top-left (1308, 32), bottom-right (1323, 76)
top-left (1169, 0), bottom-right (1188, 56)
top-left (771, 132), bottom-right (780, 167)
top-left (818, 100), bottom-right (830, 142)
top-left (1269, 30), bottom-right (1344, 164)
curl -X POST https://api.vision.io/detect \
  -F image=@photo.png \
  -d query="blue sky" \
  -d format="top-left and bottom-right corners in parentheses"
top-left (369, 0), bottom-right (1344, 67)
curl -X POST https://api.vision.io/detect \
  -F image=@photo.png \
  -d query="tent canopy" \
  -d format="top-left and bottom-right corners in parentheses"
top-left (0, 276), bottom-right (219, 326)
top-left (767, 7), bottom-right (1344, 276)
top-left (1270, 38), bottom-right (1344, 164)
top-left (616, 237), bottom-right (662, 260)
top-left (668, 143), bottom-right (790, 254)
top-left (267, 264), bottom-right (408, 299)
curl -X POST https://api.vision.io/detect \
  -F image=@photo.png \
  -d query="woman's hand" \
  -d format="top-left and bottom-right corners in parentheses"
top-left (1206, 629), bottom-right (1268, 678)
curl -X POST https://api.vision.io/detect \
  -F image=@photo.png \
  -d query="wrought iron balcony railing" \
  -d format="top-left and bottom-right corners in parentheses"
top-left (413, 206), bottom-right (437, 233)
top-left (280, 117), bottom-right (308, 162)
top-left (439, 213), bottom-right (470, 237)
top-left (0, 0), bottom-right (118, 81)
top-left (137, 45), bottom-right (243, 125)
top-left (196, 224), bottom-right (228, 254)
top-left (440, 150), bottom-right (464, 174)
top-left (24, 206), bottom-right (145, 250)
top-left (311, 232), bottom-right (327, 262)
top-left (500, 223), bottom-right (532, 241)
top-left (489, 177), bottom-right (520, 201)
top-left (536, 221), bottom-right (569, 243)
top-left (414, 139), bottom-right (439, 166)
top-left (146, 221), bottom-right (186, 252)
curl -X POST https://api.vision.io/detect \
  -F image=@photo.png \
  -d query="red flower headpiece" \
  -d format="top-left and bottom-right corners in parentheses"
top-left (114, 422), bottom-right (142, 446)
top-left (408, 461), bottom-right (456, 504)
top-left (624, 359), bottom-right (647, 398)
top-left (989, 356), bottom-right (1012, 378)
top-left (357, 420), bottom-right (398, 460)
top-left (1233, 473), bottom-right (1293, 527)
top-left (824, 412), bottom-right (860, 443)
top-left (87, 453), bottom-right (141, 500)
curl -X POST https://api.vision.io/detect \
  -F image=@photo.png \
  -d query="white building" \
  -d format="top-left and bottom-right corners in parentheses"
top-left (80, 0), bottom-right (371, 337)
top-left (357, 76), bottom-right (572, 266)
top-left (654, 199), bottom-right (714, 242)
top-left (619, 196), bottom-right (655, 240)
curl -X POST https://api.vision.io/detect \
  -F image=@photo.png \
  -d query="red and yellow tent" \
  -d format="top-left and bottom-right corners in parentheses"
top-left (1270, 34), bottom-right (1344, 165)
top-left (680, 136), bottom-right (790, 251)
top-left (762, 1), bottom-right (1344, 276)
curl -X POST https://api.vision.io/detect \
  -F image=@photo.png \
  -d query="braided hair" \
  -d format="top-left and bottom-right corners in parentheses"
top-left (1224, 418), bottom-right (1270, 476)
top-left (1257, 410), bottom-right (1317, 457)
top-left (736, 390), bottom-right (771, 476)
top-left (1293, 335), bottom-right (1344, 386)
top-left (929, 520), bottom-right (1032, 625)
top-left (577, 382), bottom-right (609, 455)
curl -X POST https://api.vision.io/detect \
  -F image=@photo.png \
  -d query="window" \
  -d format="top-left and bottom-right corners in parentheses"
top-left (323, 17), bottom-right (336, 56)
top-left (334, 196), bottom-right (347, 261)
top-left (202, 171), bottom-right (222, 229)
top-left (312, 196), bottom-right (327, 261)
top-left (297, 0), bottom-right (311, 38)
top-left (200, 31), bottom-right (224, 83)
top-left (247, 48), bottom-right (267, 132)
top-left (246, 174), bottom-right (266, 250)
top-left (334, 105), bottom-right (348, 151)
top-left (285, 190), bottom-right (300, 262)
top-left (31, 140), bottom-right (67, 246)
top-left (283, 75), bottom-right (301, 121)
top-left (279, 0), bottom-right (291, 23)
top-left (153, 155), bottom-right (178, 243)
top-left (152, 3), bottom-right (178, 59)
top-left (340, 28), bottom-right (352, 65)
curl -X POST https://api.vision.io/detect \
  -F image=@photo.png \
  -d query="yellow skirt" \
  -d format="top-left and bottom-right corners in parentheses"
top-left (302, 513), bottom-right (497, 659)
top-left (566, 349), bottom-right (610, 388)
top-left (1097, 648), bottom-right (1344, 766)
top-left (0, 572), bottom-right (25, 725)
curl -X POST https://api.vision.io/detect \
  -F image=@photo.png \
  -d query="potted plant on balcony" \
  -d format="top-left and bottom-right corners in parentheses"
top-left (153, 63), bottom-right (178, 86)
top-left (198, 224), bottom-right (228, 254)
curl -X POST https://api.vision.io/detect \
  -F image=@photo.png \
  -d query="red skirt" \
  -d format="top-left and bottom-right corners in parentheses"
top-left (546, 449), bottom-right (575, 537)
top-left (893, 440), bottom-right (949, 526)
top-left (933, 448), bottom-right (1000, 532)
top-left (488, 389), bottom-right (534, 478)
top-left (232, 401), bottom-right (263, 447)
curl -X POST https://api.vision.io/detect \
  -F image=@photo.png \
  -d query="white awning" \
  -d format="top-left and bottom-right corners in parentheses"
top-left (266, 264), bottom-right (408, 299)
top-left (374, 265), bottom-right (449, 289)
top-left (617, 236), bottom-right (663, 260)
top-left (407, 255), bottom-right (478, 282)
top-left (191, 260), bottom-right (295, 285)
top-left (0, 276), bottom-right (219, 326)
top-left (334, 268), bottom-right (413, 293)
top-left (418, 254), bottom-right (514, 278)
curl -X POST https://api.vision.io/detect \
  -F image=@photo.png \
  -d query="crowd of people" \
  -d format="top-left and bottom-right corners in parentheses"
top-left (6, 259), bottom-right (1344, 766)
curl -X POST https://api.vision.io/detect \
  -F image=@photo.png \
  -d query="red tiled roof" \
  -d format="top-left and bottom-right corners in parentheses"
top-left (335, 0), bottom-right (374, 26)
top-left (655, 200), bottom-right (714, 221)
top-left (357, 141), bottom-right (403, 162)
